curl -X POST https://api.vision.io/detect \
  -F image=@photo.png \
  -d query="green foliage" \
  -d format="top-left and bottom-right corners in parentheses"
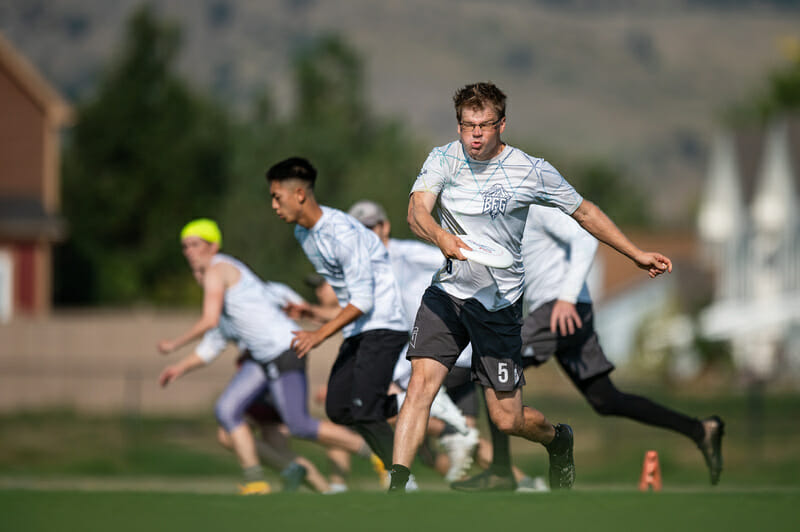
top-left (517, 143), bottom-right (652, 228)
top-left (568, 160), bottom-right (652, 228)
top-left (55, 6), bottom-right (233, 304)
top-left (217, 35), bottom-right (425, 297)
top-left (723, 52), bottom-right (800, 126)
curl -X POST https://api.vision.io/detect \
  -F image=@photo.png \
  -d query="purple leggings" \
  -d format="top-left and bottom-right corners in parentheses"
top-left (215, 360), bottom-right (320, 439)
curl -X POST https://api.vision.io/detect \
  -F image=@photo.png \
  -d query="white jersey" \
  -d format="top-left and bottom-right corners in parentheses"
top-left (295, 206), bottom-right (408, 338)
top-left (522, 205), bottom-right (598, 313)
top-left (387, 238), bottom-right (445, 324)
top-left (195, 254), bottom-right (304, 364)
top-left (411, 141), bottom-right (583, 311)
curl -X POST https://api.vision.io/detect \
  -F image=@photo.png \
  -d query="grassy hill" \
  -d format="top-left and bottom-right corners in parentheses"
top-left (2, 0), bottom-right (799, 224)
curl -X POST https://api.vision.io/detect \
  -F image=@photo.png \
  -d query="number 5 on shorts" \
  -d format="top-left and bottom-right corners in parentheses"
top-left (498, 362), bottom-right (508, 383)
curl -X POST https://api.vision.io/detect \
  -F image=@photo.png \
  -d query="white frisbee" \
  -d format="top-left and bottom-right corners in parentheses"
top-left (458, 234), bottom-right (513, 269)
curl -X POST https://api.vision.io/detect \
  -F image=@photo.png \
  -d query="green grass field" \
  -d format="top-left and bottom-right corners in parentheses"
top-left (3, 489), bottom-right (799, 532)
top-left (1, 388), bottom-right (799, 531)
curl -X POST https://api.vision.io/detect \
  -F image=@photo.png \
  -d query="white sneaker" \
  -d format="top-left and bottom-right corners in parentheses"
top-left (326, 483), bottom-right (348, 494)
top-left (440, 427), bottom-right (479, 482)
top-left (515, 475), bottom-right (549, 493)
top-left (405, 474), bottom-right (419, 492)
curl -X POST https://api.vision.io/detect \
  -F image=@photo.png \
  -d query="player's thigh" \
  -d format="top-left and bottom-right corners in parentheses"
top-left (353, 329), bottom-right (408, 394)
top-left (408, 287), bottom-right (470, 368)
top-left (325, 338), bottom-right (359, 418)
top-left (462, 299), bottom-right (526, 392)
top-left (556, 330), bottom-right (614, 389)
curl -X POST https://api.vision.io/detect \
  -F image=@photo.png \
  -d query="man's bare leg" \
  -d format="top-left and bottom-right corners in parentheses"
top-left (483, 388), bottom-right (555, 443)
top-left (483, 387), bottom-right (574, 490)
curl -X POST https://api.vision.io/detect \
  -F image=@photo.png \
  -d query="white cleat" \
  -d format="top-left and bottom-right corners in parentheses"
top-left (406, 474), bottom-right (419, 492)
top-left (515, 475), bottom-right (550, 493)
top-left (440, 427), bottom-right (480, 482)
top-left (325, 483), bottom-right (349, 494)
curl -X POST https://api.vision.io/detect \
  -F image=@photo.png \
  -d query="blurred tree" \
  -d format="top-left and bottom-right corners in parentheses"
top-left (723, 45), bottom-right (800, 126)
top-left (516, 142), bottom-right (652, 228)
top-left (218, 35), bottom-right (424, 298)
top-left (568, 160), bottom-right (652, 228)
top-left (55, 6), bottom-right (233, 305)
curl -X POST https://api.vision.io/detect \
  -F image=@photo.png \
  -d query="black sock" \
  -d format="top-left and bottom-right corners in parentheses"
top-left (545, 424), bottom-right (565, 453)
top-left (389, 464), bottom-right (410, 491)
top-left (580, 375), bottom-right (705, 444)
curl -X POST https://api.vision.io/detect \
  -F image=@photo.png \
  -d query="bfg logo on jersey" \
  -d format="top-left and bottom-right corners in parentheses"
top-left (481, 184), bottom-right (512, 219)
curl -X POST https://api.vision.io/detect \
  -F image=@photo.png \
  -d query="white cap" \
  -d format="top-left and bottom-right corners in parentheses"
top-left (348, 200), bottom-right (388, 227)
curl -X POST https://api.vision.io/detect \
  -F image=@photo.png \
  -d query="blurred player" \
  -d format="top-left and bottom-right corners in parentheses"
top-left (267, 158), bottom-right (409, 474)
top-left (452, 205), bottom-right (724, 490)
top-left (157, 218), bottom-right (376, 494)
top-left (389, 82), bottom-right (672, 492)
top-left (216, 351), bottom-right (332, 493)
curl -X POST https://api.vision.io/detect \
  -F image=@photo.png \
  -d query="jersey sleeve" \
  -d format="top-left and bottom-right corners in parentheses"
top-left (532, 160), bottom-right (584, 215)
top-left (407, 240), bottom-right (445, 270)
top-left (411, 146), bottom-right (450, 196)
top-left (195, 327), bottom-right (229, 364)
top-left (536, 207), bottom-right (598, 303)
top-left (336, 231), bottom-right (376, 315)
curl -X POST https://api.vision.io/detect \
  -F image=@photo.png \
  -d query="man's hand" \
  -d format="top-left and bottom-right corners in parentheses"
top-left (158, 365), bottom-right (182, 387)
top-left (634, 252), bottom-right (673, 278)
top-left (291, 329), bottom-right (327, 358)
top-left (550, 300), bottom-right (583, 336)
top-left (157, 339), bottom-right (176, 355)
top-left (436, 232), bottom-right (471, 261)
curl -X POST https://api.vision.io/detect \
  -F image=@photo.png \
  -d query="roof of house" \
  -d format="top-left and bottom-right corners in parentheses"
top-left (733, 114), bottom-right (800, 204)
top-left (0, 31), bottom-right (73, 126)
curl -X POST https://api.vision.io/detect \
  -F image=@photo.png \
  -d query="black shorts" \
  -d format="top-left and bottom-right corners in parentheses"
top-left (325, 329), bottom-right (407, 424)
top-left (443, 366), bottom-right (479, 418)
top-left (408, 286), bottom-right (525, 392)
top-left (520, 300), bottom-right (614, 385)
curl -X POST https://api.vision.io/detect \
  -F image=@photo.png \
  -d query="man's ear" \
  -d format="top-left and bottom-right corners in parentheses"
top-left (296, 185), bottom-right (307, 204)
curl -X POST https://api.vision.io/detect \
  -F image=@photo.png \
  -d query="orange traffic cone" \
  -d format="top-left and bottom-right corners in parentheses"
top-left (638, 450), bottom-right (662, 492)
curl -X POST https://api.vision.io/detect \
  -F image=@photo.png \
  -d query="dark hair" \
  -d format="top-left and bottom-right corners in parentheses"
top-left (266, 157), bottom-right (317, 188)
top-left (452, 82), bottom-right (507, 122)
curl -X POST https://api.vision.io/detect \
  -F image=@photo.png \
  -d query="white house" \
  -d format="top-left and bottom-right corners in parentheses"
top-left (698, 117), bottom-right (800, 380)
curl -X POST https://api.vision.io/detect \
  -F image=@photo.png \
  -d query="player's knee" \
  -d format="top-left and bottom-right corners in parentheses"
top-left (325, 400), bottom-right (353, 426)
top-left (284, 417), bottom-right (320, 440)
top-left (491, 411), bottom-right (520, 435)
top-left (214, 400), bottom-right (242, 432)
top-left (406, 374), bottom-right (438, 407)
top-left (586, 393), bottom-right (618, 416)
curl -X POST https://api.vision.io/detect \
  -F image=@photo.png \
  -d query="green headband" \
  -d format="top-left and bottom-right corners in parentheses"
top-left (180, 218), bottom-right (222, 246)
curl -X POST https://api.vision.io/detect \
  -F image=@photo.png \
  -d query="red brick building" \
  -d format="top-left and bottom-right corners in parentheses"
top-left (0, 33), bottom-right (72, 321)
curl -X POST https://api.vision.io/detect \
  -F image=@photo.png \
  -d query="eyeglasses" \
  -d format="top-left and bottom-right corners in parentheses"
top-left (459, 117), bottom-right (503, 132)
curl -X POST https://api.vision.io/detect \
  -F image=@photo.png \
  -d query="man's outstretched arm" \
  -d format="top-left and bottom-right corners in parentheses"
top-left (571, 200), bottom-right (672, 278)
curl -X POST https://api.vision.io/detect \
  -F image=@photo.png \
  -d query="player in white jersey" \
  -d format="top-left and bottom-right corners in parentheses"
top-left (267, 158), bottom-right (410, 471)
top-left (389, 82), bottom-right (673, 492)
top-left (348, 199), bottom-right (480, 482)
top-left (157, 219), bottom-right (377, 494)
top-left (453, 205), bottom-right (725, 489)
